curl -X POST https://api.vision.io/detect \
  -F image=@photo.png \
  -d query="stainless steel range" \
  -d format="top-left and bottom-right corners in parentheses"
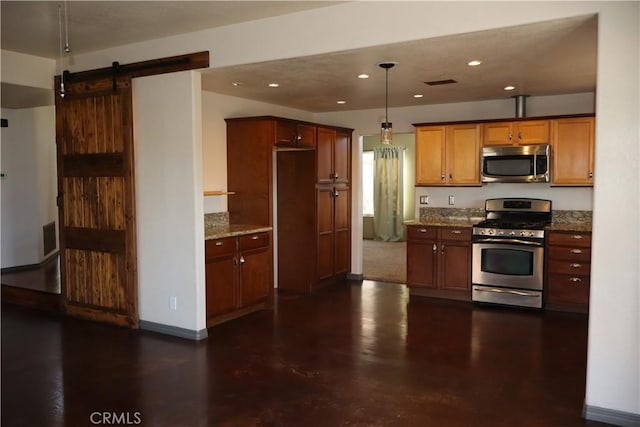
top-left (471, 198), bottom-right (552, 309)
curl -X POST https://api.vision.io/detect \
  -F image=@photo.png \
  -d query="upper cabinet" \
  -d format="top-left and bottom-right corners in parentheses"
top-left (482, 120), bottom-right (550, 146)
top-left (551, 116), bottom-right (595, 186)
top-left (276, 121), bottom-right (316, 148)
top-left (415, 124), bottom-right (480, 186)
top-left (317, 127), bottom-right (350, 185)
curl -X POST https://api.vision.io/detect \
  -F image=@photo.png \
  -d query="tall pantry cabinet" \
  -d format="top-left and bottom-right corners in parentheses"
top-left (225, 116), bottom-right (352, 293)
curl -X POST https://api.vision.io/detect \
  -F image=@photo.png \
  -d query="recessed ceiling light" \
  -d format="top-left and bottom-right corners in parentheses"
top-left (467, 60), bottom-right (482, 66)
top-left (504, 85), bottom-right (516, 91)
top-left (231, 82), bottom-right (242, 87)
top-left (358, 74), bottom-right (369, 79)
top-left (413, 94), bottom-right (424, 98)
top-left (268, 83), bottom-right (279, 88)
top-left (337, 100), bottom-right (346, 104)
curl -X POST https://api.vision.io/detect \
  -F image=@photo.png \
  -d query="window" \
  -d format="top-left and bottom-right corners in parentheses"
top-left (362, 150), bottom-right (374, 216)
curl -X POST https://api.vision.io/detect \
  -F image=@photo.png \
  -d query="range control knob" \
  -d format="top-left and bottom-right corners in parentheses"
top-left (509, 231), bottom-right (516, 236)
top-left (488, 230), bottom-right (495, 235)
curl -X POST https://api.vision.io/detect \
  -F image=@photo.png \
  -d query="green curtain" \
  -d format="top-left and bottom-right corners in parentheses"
top-left (373, 145), bottom-right (406, 241)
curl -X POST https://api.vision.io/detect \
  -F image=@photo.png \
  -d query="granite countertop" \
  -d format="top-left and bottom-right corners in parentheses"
top-left (405, 218), bottom-right (479, 228)
top-left (546, 210), bottom-right (592, 232)
top-left (205, 224), bottom-right (272, 240)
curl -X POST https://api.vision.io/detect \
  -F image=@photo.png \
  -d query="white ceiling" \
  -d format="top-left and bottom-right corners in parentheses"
top-left (0, 2), bottom-right (597, 112)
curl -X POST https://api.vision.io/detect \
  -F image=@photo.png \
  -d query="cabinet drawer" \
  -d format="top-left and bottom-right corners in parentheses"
top-left (547, 259), bottom-right (590, 275)
top-left (407, 226), bottom-right (437, 241)
top-left (205, 237), bottom-right (236, 260)
top-left (239, 232), bottom-right (270, 251)
top-left (438, 227), bottom-right (472, 241)
top-left (275, 121), bottom-right (297, 145)
top-left (547, 232), bottom-right (591, 247)
top-left (547, 245), bottom-right (591, 262)
top-left (547, 273), bottom-right (590, 305)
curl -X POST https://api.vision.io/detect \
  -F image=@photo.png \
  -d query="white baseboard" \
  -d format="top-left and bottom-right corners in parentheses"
top-left (584, 404), bottom-right (640, 427)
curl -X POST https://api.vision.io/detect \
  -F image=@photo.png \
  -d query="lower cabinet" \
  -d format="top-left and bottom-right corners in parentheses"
top-left (407, 225), bottom-right (472, 301)
top-left (545, 230), bottom-right (591, 313)
top-left (205, 231), bottom-right (272, 327)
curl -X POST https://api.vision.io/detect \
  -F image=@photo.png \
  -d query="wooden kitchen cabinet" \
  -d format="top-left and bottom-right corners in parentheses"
top-left (551, 116), bottom-right (595, 186)
top-left (317, 127), bottom-right (350, 185)
top-left (415, 124), bottom-right (480, 186)
top-left (407, 225), bottom-right (472, 300)
top-left (545, 230), bottom-right (591, 314)
top-left (482, 120), bottom-right (550, 146)
top-left (226, 116), bottom-right (352, 294)
top-left (317, 185), bottom-right (351, 280)
top-left (205, 232), bottom-right (272, 327)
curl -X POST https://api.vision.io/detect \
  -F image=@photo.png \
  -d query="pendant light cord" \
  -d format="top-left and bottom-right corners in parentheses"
top-left (58, 4), bottom-right (65, 97)
top-left (385, 67), bottom-right (389, 124)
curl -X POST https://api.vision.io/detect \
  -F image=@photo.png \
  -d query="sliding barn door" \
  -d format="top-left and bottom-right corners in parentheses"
top-left (56, 77), bottom-right (138, 327)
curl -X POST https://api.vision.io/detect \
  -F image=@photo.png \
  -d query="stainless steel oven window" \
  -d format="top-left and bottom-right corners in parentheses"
top-left (481, 248), bottom-right (534, 276)
top-left (472, 242), bottom-right (544, 290)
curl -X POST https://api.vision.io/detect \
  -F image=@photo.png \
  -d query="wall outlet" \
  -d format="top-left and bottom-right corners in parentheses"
top-left (170, 296), bottom-right (177, 311)
top-left (448, 195), bottom-right (455, 205)
top-left (419, 195), bottom-right (429, 205)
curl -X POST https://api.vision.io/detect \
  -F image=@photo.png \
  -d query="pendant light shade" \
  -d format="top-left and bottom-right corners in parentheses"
top-left (379, 62), bottom-right (397, 144)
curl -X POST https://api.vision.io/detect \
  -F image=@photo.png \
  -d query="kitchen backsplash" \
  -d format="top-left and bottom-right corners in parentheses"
top-left (419, 207), bottom-right (486, 222)
top-left (204, 212), bottom-right (229, 228)
top-left (552, 210), bottom-right (592, 224)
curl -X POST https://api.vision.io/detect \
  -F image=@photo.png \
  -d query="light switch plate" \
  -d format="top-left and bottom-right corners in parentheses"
top-left (419, 195), bottom-right (429, 205)
top-left (448, 195), bottom-right (455, 205)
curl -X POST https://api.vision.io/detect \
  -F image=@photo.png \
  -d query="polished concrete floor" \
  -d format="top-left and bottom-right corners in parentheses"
top-left (2, 281), bottom-right (608, 427)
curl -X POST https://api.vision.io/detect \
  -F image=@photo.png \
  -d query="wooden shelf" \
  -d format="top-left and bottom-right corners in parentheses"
top-left (204, 191), bottom-right (235, 196)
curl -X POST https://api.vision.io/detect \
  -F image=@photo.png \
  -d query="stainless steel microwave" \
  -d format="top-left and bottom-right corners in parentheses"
top-left (481, 144), bottom-right (550, 183)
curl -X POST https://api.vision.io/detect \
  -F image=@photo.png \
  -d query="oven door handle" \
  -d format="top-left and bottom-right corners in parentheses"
top-left (475, 287), bottom-right (540, 297)
top-left (474, 238), bottom-right (543, 247)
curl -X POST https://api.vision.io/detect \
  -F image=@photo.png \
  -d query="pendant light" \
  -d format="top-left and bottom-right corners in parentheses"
top-left (379, 62), bottom-right (397, 144)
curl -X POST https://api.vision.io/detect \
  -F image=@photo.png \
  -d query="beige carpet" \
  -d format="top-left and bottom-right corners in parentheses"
top-left (362, 239), bottom-right (407, 284)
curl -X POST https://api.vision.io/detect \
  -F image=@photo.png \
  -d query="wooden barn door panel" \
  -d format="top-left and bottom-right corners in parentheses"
top-left (56, 78), bottom-right (137, 327)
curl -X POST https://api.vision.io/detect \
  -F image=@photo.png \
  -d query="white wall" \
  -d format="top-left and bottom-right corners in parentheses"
top-left (133, 71), bottom-right (205, 333)
top-left (201, 91), bottom-right (314, 213)
top-left (1, 106), bottom-right (57, 268)
top-left (586, 2), bottom-right (639, 417)
top-left (0, 50), bottom-right (56, 89)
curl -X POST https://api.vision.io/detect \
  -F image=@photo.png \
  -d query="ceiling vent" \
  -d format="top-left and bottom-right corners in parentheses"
top-left (424, 79), bottom-right (457, 86)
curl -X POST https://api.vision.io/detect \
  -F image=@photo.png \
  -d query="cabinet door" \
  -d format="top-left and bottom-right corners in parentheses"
top-left (551, 117), bottom-right (594, 186)
top-left (482, 122), bottom-right (513, 146)
top-left (407, 240), bottom-right (437, 288)
top-left (447, 124), bottom-right (480, 185)
top-left (317, 187), bottom-right (334, 279)
top-left (438, 240), bottom-right (471, 291)
top-left (317, 127), bottom-right (335, 184)
top-left (515, 120), bottom-right (549, 145)
top-left (206, 255), bottom-right (237, 319)
top-left (334, 186), bottom-right (350, 275)
top-left (415, 126), bottom-right (446, 185)
top-left (334, 130), bottom-right (351, 185)
top-left (239, 246), bottom-right (270, 307)
top-left (296, 123), bottom-right (317, 148)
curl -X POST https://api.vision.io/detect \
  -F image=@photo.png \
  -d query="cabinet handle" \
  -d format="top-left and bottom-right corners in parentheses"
top-left (251, 235), bottom-right (259, 240)
top-left (419, 228), bottom-right (428, 233)
top-left (441, 174), bottom-right (445, 180)
top-left (508, 132), bottom-right (513, 140)
top-left (570, 249), bottom-right (583, 254)
top-left (589, 171), bottom-right (593, 178)
top-left (570, 263), bottom-right (582, 269)
top-left (215, 241), bottom-right (223, 246)
top-left (432, 243), bottom-right (437, 253)
top-left (571, 235), bottom-right (583, 240)
top-left (334, 173), bottom-right (339, 180)
top-left (451, 230), bottom-right (462, 234)
top-left (441, 244), bottom-right (445, 255)
top-left (239, 256), bottom-right (245, 265)
top-left (518, 131), bottom-right (522, 140)
top-left (334, 190), bottom-right (340, 198)
top-left (295, 135), bottom-right (302, 143)
top-left (569, 277), bottom-right (582, 284)
top-left (449, 173), bottom-right (452, 179)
